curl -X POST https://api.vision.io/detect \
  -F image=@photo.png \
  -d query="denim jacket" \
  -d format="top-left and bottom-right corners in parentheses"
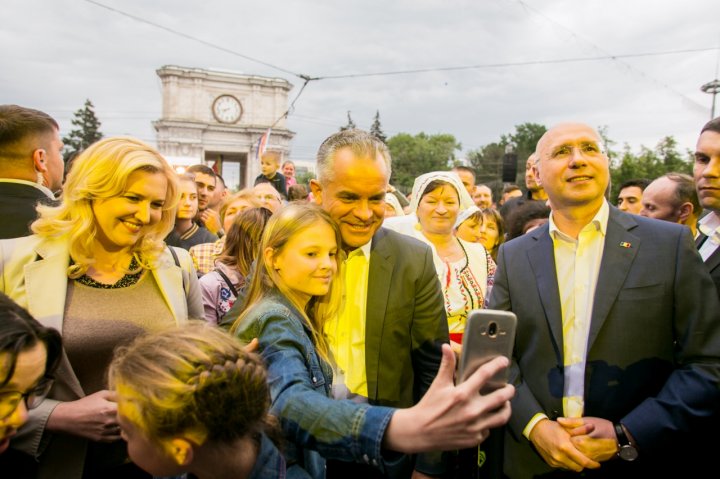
top-left (234, 290), bottom-right (396, 479)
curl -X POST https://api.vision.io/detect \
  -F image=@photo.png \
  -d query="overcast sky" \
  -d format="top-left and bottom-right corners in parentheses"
top-left (2, 0), bottom-right (719, 163)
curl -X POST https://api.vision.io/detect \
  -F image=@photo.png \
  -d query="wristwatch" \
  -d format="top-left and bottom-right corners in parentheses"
top-left (614, 422), bottom-right (638, 461)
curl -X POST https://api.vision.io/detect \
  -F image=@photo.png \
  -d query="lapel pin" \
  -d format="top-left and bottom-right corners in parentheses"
top-left (619, 241), bottom-right (632, 248)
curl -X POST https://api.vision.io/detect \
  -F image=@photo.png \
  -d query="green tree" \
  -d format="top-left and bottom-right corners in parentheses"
top-left (500, 122), bottom-right (547, 185)
top-left (597, 125), bottom-right (619, 165)
top-left (466, 142), bottom-right (505, 184)
top-left (370, 110), bottom-right (387, 143)
top-left (387, 132), bottom-right (461, 192)
top-left (609, 136), bottom-right (693, 199)
top-left (339, 111), bottom-right (356, 131)
top-left (294, 170), bottom-right (315, 188)
top-left (62, 99), bottom-right (102, 162)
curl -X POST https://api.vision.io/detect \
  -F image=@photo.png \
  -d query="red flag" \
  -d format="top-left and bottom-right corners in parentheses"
top-left (256, 128), bottom-right (271, 161)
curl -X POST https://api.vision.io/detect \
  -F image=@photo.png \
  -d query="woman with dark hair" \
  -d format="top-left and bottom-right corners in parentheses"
top-left (479, 208), bottom-right (506, 261)
top-left (0, 292), bottom-right (61, 454)
top-left (199, 207), bottom-right (273, 325)
top-left (505, 200), bottom-right (551, 241)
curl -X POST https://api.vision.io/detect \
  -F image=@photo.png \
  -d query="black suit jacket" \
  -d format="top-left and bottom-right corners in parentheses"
top-left (0, 181), bottom-right (55, 239)
top-left (697, 232), bottom-right (720, 299)
top-left (489, 207), bottom-right (720, 478)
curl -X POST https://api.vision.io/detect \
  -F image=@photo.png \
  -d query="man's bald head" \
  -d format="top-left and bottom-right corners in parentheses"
top-left (534, 123), bottom-right (609, 214)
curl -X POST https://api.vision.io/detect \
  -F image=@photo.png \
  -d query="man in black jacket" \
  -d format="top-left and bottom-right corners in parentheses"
top-left (0, 105), bottom-right (63, 239)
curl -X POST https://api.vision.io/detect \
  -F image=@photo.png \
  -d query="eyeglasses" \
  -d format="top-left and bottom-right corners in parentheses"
top-left (0, 378), bottom-right (54, 420)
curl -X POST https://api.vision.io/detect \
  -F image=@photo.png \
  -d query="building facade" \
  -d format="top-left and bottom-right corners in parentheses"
top-left (154, 65), bottom-right (294, 191)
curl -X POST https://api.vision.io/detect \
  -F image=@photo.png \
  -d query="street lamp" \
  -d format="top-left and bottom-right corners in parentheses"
top-left (701, 79), bottom-right (720, 119)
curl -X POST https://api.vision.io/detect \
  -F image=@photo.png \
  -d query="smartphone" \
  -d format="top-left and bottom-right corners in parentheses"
top-left (457, 309), bottom-right (516, 394)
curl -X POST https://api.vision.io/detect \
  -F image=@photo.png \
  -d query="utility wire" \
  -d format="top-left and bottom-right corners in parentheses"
top-left (715, 33), bottom-right (720, 78)
top-left (84, 0), bottom-right (312, 81)
top-left (510, 0), bottom-right (707, 110)
top-left (315, 48), bottom-right (719, 80)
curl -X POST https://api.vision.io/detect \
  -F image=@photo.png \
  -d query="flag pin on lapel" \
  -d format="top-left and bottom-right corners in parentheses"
top-left (619, 241), bottom-right (632, 248)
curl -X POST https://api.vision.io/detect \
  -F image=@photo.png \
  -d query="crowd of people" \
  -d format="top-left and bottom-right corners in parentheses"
top-left (0, 103), bottom-right (719, 479)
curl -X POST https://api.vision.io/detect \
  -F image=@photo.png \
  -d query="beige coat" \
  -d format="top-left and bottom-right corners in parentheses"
top-left (0, 234), bottom-right (203, 479)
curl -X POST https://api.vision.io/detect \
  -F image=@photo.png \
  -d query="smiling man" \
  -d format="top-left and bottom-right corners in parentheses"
top-left (310, 129), bottom-right (450, 478)
top-left (490, 122), bottom-right (720, 477)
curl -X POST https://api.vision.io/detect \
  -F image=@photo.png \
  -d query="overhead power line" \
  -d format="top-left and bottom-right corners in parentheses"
top-left (510, 0), bottom-right (709, 111)
top-left (84, 0), bottom-right (314, 81)
top-left (315, 48), bottom-right (719, 80)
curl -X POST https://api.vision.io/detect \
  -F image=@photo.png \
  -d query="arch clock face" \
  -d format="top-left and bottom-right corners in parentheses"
top-left (212, 95), bottom-right (242, 123)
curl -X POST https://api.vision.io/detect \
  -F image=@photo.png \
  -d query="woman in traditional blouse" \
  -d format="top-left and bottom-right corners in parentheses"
top-left (385, 171), bottom-right (495, 345)
top-left (0, 136), bottom-right (202, 478)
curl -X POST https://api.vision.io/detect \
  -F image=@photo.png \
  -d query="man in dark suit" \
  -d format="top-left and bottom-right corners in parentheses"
top-left (0, 105), bottom-right (63, 239)
top-left (695, 117), bottom-right (720, 297)
top-left (489, 122), bottom-right (720, 477)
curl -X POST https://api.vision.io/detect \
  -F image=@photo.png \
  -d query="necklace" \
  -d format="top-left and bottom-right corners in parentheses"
top-left (74, 256), bottom-right (143, 289)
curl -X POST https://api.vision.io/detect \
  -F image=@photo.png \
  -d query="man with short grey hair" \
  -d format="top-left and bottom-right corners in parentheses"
top-left (640, 172), bottom-right (701, 237)
top-left (0, 104), bottom-right (63, 238)
top-left (310, 129), bottom-right (482, 478)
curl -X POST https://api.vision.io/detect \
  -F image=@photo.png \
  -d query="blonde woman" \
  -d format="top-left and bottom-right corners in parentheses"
top-left (109, 323), bottom-right (285, 479)
top-left (232, 203), bottom-right (514, 479)
top-left (0, 136), bottom-right (202, 478)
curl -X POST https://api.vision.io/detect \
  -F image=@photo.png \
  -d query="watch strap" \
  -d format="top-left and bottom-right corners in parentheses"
top-left (614, 422), bottom-right (629, 446)
top-left (614, 422), bottom-right (638, 461)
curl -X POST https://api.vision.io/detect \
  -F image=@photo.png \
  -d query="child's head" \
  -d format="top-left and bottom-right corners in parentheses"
top-left (480, 208), bottom-right (505, 259)
top-left (454, 206), bottom-right (484, 243)
top-left (233, 204), bottom-right (343, 360)
top-left (218, 207), bottom-right (273, 276)
top-left (260, 151), bottom-right (281, 178)
top-left (109, 323), bottom-right (273, 477)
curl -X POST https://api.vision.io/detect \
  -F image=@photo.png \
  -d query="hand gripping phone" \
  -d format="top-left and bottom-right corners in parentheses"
top-left (457, 309), bottom-right (517, 394)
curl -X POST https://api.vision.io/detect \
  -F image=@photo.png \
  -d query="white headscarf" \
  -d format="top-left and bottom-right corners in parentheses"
top-left (408, 171), bottom-right (475, 213)
top-left (384, 193), bottom-right (405, 216)
top-left (454, 205), bottom-right (482, 229)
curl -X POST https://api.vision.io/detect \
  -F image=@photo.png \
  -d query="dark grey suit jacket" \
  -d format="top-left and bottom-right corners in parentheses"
top-left (697, 232), bottom-right (720, 299)
top-left (364, 227), bottom-right (448, 409)
top-left (489, 207), bottom-right (720, 478)
top-left (350, 227), bottom-right (449, 478)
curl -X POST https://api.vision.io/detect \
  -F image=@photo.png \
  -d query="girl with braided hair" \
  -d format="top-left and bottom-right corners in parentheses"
top-left (108, 322), bottom-right (285, 479)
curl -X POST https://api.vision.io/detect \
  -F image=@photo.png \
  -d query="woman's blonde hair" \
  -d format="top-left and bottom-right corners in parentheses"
top-left (32, 136), bottom-right (179, 277)
top-left (109, 322), bottom-right (277, 445)
top-left (219, 188), bottom-right (261, 223)
top-left (231, 203), bottom-right (343, 362)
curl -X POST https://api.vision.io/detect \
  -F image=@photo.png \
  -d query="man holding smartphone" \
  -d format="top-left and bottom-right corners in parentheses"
top-left (489, 122), bottom-right (720, 477)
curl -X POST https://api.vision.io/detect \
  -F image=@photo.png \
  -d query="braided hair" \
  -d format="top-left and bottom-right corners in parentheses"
top-left (109, 322), bottom-right (279, 446)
